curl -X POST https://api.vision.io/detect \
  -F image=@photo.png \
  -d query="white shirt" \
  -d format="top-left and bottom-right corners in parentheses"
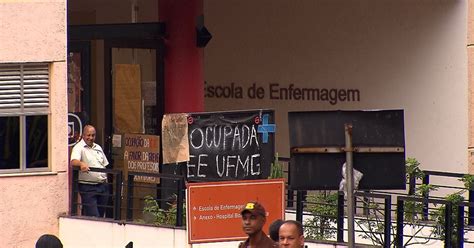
top-left (70, 139), bottom-right (109, 184)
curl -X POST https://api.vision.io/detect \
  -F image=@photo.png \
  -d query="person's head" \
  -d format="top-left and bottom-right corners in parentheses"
top-left (82, 125), bottom-right (96, 147)
top-left (279, 220), bottom-right (304, 248)
top-left (35, 234), bottom-right (63, 248)
top-left (269, 219), bottom-right (284, 242)
top-left (240, 202), bottom-right (267, 236)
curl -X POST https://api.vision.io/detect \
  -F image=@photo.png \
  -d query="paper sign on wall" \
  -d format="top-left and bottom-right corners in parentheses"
top-left (162, 113), bottom-right (190, 164)
top-left (124, 133), bottom-right (160, 183)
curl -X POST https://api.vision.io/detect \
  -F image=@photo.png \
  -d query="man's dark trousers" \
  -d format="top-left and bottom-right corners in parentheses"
top-left (79, 183), bottom-right (109, 217)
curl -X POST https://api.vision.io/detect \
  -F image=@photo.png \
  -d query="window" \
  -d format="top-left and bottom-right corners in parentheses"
top-left (0, 64), bottom-right (49, 172)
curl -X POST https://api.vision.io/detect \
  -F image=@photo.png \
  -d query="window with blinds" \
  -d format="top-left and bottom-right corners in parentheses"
top-left (0, 63), bottom-right (49, 173)
top-left (0, 63), bottom-right (49, 114)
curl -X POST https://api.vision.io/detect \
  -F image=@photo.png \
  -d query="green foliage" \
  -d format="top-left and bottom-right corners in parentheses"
top-left (143, 195), bottom-right (186, 227)
top-left (406, 157), bottom-right (424, 180)
top-left (460, 174), bottom-right (474, 190)
top-left (356, 158), bottom-right (442, 247)
top-left (403, 184), bottom-right (439, 223)
top-left (269, 153), bottom-right (284, 179)
top-left (296, 157), bottom-right (474, 246)
top-left (431, 193), bottom-right (465, 246)
top-left (304, 191), bottom-right (338, 240)
top-left (417, 184), bottom-right (439, 196)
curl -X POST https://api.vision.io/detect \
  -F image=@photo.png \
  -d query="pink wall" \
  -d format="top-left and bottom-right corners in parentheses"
top-left (0, 1), bottom-right (65, 62)
top-left (0, 1), bottom-right (68, 247)
top-left (0, 174), bottom-right (68, 247)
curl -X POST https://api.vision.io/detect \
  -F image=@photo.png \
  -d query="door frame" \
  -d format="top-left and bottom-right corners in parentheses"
top-left (68, 22), bottom-right (166, 157)
top-left (104, 39), bottom-right (165, 155)
top-left (67, 40), bottom-right (92, 122)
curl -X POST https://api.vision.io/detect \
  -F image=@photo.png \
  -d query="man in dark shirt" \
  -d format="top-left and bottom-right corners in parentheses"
top-left (269, 219), bottom-right (284, 243)
top-left (238, 202), bottom-right (276, 248)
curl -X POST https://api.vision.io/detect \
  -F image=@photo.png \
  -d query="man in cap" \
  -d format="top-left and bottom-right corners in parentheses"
top-left (238, 202), bottom-right (276, 248)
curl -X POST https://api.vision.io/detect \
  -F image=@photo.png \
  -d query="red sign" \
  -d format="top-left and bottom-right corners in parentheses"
top-left (187, 179), bottom-right (285, 244)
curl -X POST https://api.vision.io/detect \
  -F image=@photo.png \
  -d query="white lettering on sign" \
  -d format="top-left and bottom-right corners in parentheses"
top-left (187, 154), bottom-right (262, 178)
top-left (219, 204), bottom-right (244, 210)
top-left (198, 206), bottom-right (213, 211)
top-left (189, 124), bottom-right (259, 151)
top-left (187, 122), bottom-right (262, 179)
top-left (199, 215), bottom-right (213, 220)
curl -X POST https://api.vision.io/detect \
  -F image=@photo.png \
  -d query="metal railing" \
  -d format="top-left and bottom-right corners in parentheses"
top-left (70, 167), bottom-right (186, 226)
top-left (70, 159), bottom-right (474, 247)
top-left (409, 170), bottom-right (474, 225)
top-left (280, 152), bottom-right (474, 247)
top-left (71, 167), bottom-right (122, 219)
top-left (395, 196), bottom-right (454, 248)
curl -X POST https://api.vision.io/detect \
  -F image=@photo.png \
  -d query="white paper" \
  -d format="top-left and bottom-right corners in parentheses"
top-left (112, 134), bottom-right (122, 148)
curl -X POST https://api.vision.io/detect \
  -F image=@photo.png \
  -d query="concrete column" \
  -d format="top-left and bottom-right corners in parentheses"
top-left (468, 0), bottom-right (474, 173)
top-left (159, 0), bottom-right (204, 113)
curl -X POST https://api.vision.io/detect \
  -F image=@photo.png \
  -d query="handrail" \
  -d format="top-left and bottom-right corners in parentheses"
top-left (71, 167), bottom-right (185, 226)
top-left (127, 170), bottom-right (185, 180)
top-left (69, 162), bottom-right (474, 246)
top-left (72, 166), bottom-right (122, 175)
top-left (408, 170), bottom-right (474, 225)
top-left (422, 170), bottom-right (467, 178)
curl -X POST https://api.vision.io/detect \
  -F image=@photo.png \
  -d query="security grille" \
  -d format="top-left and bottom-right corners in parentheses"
top-left (0, 63), bottom-right (49, 114)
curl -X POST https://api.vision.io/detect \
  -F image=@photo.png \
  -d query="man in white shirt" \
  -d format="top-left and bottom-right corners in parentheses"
top-left (70, 125), bottom-right (109, 217)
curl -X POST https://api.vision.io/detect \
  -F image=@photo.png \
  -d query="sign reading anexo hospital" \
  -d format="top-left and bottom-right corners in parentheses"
top-left (186, 109), bottom-right (275, 181)
top-left (124, 134), bottom-right (160, 183)
top-left (187, 179), bottom-right (285, 244)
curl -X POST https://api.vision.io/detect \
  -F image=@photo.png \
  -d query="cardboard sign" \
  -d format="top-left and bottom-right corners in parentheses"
top-left (124, 134), bottom-right (160, 183)
top-left (186, 179), bottom-right (285, 244)
top-left (185, 109), bottom-right (275, 181)
top-left (114, 64), bottom-right (142, 133)
top-left (162, 113), bottom-right (190, 164)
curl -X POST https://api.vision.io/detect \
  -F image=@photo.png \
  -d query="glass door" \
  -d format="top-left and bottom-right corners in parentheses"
top-left (67, 41), bottom-right (91, 146)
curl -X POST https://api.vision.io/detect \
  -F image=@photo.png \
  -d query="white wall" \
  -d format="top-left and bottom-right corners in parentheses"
top-left (203, 0), bottom-right (468, 175)
top-left (60, 216), bottom-right (474, 248)
top-left (58, 217), bottom-right (355, 248)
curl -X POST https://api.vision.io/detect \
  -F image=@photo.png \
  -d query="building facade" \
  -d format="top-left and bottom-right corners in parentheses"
top-left (0, 0), bottom-right (68, 247)
top-left (1, 0), bottom-right (474, 246)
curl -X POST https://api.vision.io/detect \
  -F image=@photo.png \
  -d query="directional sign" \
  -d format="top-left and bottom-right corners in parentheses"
top-left (187, 179), bottom-right (285, 244)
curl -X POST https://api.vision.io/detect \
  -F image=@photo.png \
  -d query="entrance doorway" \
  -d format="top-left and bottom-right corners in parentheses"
top-left (104, 39), bottom-right (164, 156)
top-left (67, 23), bottom-right (165, 159)
top-left (68, 23), bottom-right (165, 217)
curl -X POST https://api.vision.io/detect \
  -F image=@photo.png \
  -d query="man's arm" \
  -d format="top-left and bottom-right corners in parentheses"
top-left (71, 159), bottom-right (90, 172)
top-left (70, 143), bottom-right (90, 172)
